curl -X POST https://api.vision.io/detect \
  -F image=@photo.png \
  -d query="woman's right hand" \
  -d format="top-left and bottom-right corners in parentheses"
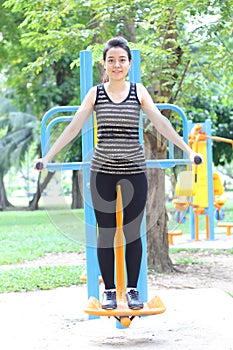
top-left (188, 150), bottom-right (204, 165)
top-left (34, 158), bottom-right (48, 171)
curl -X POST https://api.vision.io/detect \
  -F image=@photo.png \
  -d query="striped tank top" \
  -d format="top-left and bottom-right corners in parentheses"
top-left (91, 82), bottom-right (146, 174)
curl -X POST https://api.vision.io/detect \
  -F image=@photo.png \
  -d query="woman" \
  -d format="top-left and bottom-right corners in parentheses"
top-left (35, 37), bottom-right (202, 310)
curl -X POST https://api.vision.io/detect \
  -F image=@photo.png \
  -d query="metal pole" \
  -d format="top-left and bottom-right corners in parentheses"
top-left (80, 51), bottom-right (99, 319)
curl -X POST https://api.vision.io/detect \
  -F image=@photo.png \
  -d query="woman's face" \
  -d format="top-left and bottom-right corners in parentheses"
top-left (104, 47), bottom-right (131, 81)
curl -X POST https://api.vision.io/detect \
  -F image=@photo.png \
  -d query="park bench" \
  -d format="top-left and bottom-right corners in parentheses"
top-left (168, 230), bottom-right (183, 245)
top-left (217, 222), bottom-right (233, 236)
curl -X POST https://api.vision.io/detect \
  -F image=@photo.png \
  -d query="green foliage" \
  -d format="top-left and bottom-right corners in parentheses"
top-left (1, 0), bottom-right (84, 114)
top-left (1, 0), bottom-right (232, 110)
top-left (185, 95), bottom-right (233, 166)
top-left (3, 0), bottom-right (92, 57)
top-left (137, 0), bottom-right (233, 101)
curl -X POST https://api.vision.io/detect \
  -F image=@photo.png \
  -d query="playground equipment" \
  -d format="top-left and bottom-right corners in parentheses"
top-left (173, 122), bottom-right (233, 241)
top-left (37, 49), bottom-right (204, 327)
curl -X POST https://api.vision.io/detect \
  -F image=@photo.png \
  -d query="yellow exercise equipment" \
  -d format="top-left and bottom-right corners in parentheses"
top-left (84, 186), bottom-right (166, 327)
top-left (172, 122), bottom-right (232, 241)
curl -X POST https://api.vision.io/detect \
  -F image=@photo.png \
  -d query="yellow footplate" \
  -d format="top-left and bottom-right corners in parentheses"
top-left (84, 295), bottom-right (166, 327)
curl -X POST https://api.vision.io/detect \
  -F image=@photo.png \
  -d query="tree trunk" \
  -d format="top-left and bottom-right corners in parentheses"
top-left (71, 170), bottom-right (83, 209)
top-left (144, 12), bottom-right (185, 272)
top-left (0, 169), bottom-right (13, 210)
top-left (28, 171), bottom-right (55, 210)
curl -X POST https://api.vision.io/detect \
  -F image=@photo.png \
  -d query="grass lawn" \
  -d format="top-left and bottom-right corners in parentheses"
top-left (0, 209), bottom-right (86, 265)
top-left (0, 209), bottom-right (86, 292)
top-left (1, 192), bottom-right (232, 293)
top-left (0, 265), bottom-right (84, 293)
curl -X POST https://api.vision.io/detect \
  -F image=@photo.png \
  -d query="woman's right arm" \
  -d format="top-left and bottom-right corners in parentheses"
top-left (34, 86), bottom-right (96, 169)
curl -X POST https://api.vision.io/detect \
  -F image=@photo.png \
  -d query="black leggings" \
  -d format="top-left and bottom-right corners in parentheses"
top-left (90, 171), bottom-right (148, 290)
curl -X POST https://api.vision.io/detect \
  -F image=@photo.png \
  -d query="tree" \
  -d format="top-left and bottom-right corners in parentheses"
top-left (0, 0), bottom-right (87, 209)
top-left (127, 0), bottom-right (233, 271)
top-left (1, 0), bottom-right (232, 271)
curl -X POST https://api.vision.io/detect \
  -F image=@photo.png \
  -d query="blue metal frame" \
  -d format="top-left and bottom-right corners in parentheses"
top-left (79, 51), bottom-right (100, 320)
top-left (129, 50), bottom-right (148, 309)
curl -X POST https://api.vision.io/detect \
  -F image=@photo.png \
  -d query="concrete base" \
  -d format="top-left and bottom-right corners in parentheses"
top-left (0, 286), bottom-right (232, 350)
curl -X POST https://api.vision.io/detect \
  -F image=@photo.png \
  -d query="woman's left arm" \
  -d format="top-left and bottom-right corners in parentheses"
top-left (137, 83), bottom-right (203, 162)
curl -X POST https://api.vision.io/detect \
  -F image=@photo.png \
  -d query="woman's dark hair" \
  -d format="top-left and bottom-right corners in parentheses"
top-left (102, 37), bottom-right (132, 82)
top-left (103, 37), bottom-right (132, 62)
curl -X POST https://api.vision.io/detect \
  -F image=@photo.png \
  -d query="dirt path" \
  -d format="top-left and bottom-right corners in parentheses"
top-left (151, 249), bottom-right (233, 295)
